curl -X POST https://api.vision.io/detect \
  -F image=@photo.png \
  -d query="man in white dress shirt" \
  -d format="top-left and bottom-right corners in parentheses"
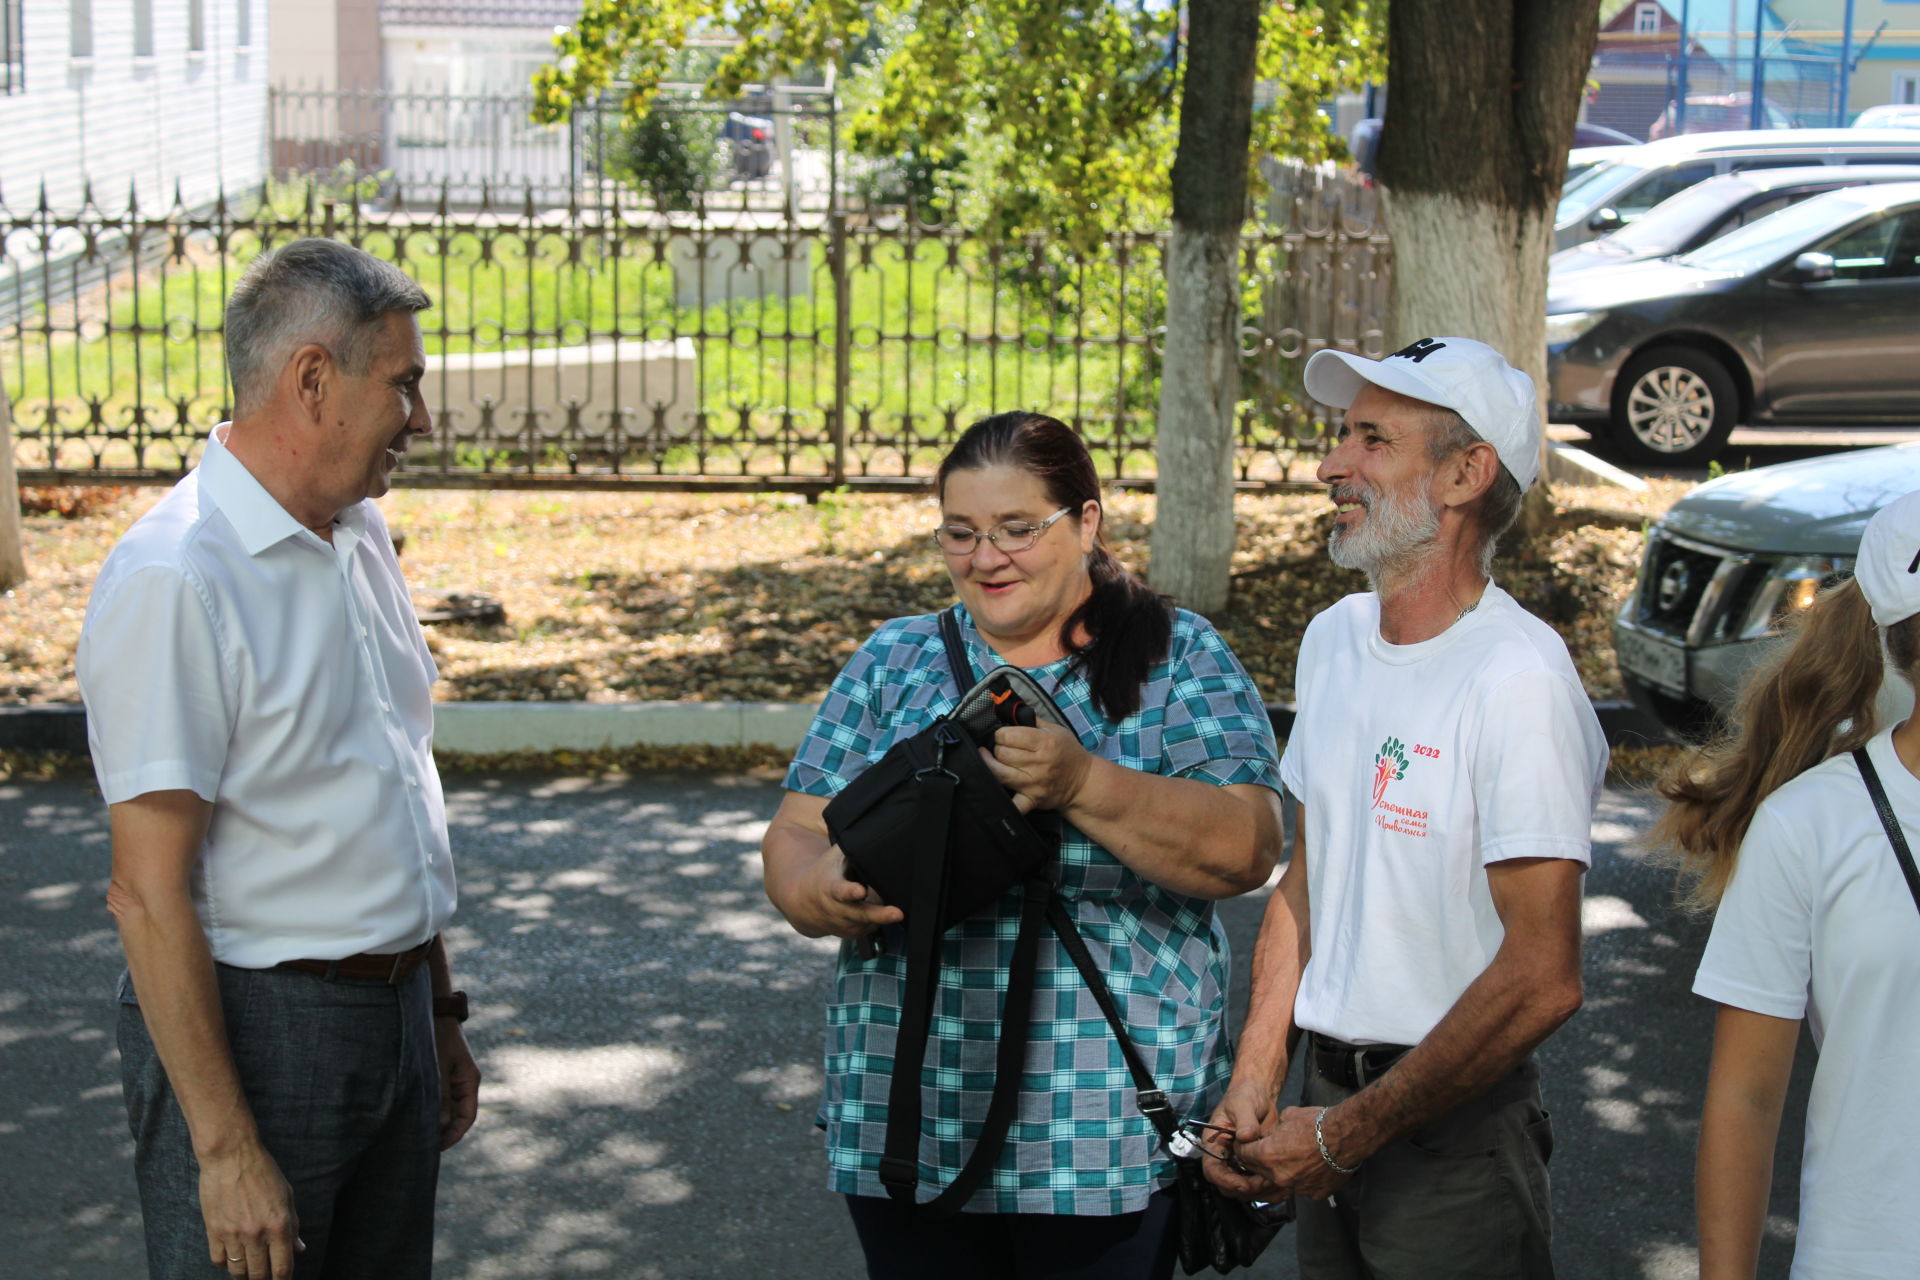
top-left (1204, 338), bottom-right (1606, 1278)
top-left (77, 238), bottom-right (478, 1280)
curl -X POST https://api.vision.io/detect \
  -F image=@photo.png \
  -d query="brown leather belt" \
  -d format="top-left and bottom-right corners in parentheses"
top-left (1309, 1030), bottom-right (1412, 1089)
top-left (277, 939), bottom-right (432, 984)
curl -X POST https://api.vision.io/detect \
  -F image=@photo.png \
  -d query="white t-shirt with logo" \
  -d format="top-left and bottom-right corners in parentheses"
top-left (1693, 728), bottom-right (1920, 1279)
top-left (1280, 586), bottom-right (1606, 1048)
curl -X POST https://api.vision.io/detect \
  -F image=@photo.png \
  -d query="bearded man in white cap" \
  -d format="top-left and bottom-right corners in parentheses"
top-left (1203, 337), bottom-right (1607, 1278)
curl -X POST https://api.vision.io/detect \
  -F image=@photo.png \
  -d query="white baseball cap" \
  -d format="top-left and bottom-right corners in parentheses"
top-left (1856, 489), bottom-right (1920, 627)
top-left (1304, 337), bottom-right (1542, 491)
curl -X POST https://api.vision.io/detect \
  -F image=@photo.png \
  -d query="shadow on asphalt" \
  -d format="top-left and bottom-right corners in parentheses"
top-left (0, 776), bottom-right (1813, 1279)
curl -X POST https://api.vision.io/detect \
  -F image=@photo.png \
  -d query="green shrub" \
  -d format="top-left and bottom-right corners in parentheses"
top-left (610, 107), bottom-right (721, 212)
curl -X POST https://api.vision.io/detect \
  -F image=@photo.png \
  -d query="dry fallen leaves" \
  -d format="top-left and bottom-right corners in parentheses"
top-left (4, 480), bottom-right (1687, 718)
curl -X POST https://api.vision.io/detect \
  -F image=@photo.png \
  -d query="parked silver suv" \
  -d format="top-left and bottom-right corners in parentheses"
top-left (1614, 443), bottom-right (1920, 737)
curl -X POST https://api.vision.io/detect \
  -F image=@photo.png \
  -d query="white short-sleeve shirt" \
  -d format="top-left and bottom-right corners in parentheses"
top-left (1281, 587), bottom-right (1606, 1047)
top-left (76, 426), bottom-right (455, 968)
top-left (1694, 728), bottom-right (1920, 1278)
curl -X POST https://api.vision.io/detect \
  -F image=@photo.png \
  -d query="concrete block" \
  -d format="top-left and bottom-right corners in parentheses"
top-left (667, 232), bottom-right (813, 309)
top-left (426, 339), bottom-right (699, 443)
top-left (1547, 441), bottom-right (1648, 493)
top-left (431, 701), bottom-right (816, 754)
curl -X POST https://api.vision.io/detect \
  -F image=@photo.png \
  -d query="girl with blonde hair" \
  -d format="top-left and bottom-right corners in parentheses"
top-left (1653, 489), bottom-right (1920, 1279)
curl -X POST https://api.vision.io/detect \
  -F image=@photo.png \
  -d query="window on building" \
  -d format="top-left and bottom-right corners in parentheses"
top-left (188, 0), bottom-right (206, 53)
top-left (2, 0), bottom-right (23, 92)
top-left (1634, 2), bottom-right (1662, 36)
top-left (133, 0), bottom-right (154, 57)
top-left (1895, 72), bottom-right (1920, 106)
top-left (71, 0), bottom-right (93, 58)
top-left (236, 0), bottom-right (251, 47)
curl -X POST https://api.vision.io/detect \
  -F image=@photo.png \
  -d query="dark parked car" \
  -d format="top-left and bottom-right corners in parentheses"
top-left (1547, 181), bottom-right (1920, 465)
top-left (1647, 92), bottom-right (1794, 140)
top-left (1550, 164), bottom-right (1920, 279)
top-left (720, 112), bottom-right (774, 179)
top-left (1613, 442), bottom-right (1920, 738)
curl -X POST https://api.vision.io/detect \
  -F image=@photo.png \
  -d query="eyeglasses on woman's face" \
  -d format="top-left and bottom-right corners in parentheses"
top-left (932, 506), bottom-right (1074, 556)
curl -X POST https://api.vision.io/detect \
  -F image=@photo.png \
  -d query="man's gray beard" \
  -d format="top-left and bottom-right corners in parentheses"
top-left (1328, 479), bottom-right (1443, 584)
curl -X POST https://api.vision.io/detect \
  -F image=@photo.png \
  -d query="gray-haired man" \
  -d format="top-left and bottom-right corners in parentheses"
top-left (78, 238), bottom-right (477, 1279)
top-left (1206, 338), bottom-right (1606, 1278)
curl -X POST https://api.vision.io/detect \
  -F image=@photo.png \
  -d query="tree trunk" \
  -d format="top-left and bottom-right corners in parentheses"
top-left (1150, 0), bottom-right (1260, 617)
top-left (0, 367), bottom-right (25, 592)
top-left (1378, 0), bottom-right (1600, 549)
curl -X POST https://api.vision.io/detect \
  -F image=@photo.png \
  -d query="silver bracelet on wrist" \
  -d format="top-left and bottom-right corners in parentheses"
top-left (1314, 1106), bottom-right (1359, 1175)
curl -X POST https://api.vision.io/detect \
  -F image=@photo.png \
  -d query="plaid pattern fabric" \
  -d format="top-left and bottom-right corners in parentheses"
top-left (786, 604), bottom-right (1281, 1214)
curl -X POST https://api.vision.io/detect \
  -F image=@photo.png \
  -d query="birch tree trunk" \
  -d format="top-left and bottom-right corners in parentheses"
top-left (1378, 0), bottom-right (1600, 544)
top-left (1149, 0), bottom-right (1260, 617)
top-left (0, 368), bottom-right (25, 592)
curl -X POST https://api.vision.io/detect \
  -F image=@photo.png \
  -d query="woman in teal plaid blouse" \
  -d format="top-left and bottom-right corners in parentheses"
top-left (762, 411), bottom-right (1285, 1279)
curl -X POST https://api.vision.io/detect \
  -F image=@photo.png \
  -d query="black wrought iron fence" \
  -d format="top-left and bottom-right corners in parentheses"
top-left (1, 168), bottom-right (1388, 491)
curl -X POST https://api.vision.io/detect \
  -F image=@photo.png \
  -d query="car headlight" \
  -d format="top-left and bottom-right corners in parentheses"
top-left (1544, 311), bottom-right (1607, 347)
top-left (1736, 556), bottom-right (1852, 640)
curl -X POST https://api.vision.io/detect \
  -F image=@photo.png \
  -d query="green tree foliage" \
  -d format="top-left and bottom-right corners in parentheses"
top-left (609, 104), bottom-right (723, 210)
top-left (533, 1), bottom-right (1384, 246)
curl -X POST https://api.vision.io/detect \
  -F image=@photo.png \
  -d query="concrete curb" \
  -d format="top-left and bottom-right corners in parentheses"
top-left (1, 698), bottom-right (1677, 758)
top-left (1546, 441), bottom-right (1650, 493)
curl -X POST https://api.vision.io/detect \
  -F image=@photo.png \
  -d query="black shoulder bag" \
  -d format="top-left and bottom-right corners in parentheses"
top-left (1852, 747), bottom-right (1920, 915)
top-left (822, 607), bottom-right (1059, 1211)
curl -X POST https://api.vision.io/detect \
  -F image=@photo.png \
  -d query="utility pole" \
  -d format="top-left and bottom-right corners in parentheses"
top-left (1839, 0), bottom-right (1858, 125)
top-left (1677, 0), bottom-right (1691, 134)
top-left (1748, 0), bottom-right (1766, 129)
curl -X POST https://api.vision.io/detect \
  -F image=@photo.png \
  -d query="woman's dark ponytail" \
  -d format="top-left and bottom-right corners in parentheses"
top-left (1062, 546), bottom-right (1173, 721)
top-left (938, 413), bottom-right (1173, 722)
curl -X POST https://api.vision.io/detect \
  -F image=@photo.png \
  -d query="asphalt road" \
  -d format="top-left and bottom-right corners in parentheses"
top-left (0, 772), bottom-right (1813, 1279)
top-left (1551, 421), bottom-right (1920, 483)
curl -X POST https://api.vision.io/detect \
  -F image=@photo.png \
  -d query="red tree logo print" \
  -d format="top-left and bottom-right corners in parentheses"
top-left (1372, 737), bottom-right (1408, 808)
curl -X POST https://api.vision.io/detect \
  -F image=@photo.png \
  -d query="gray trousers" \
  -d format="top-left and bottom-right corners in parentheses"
top-left (1294, 1057), bottom-right (1555, 1280)
top-left (117, 962), bottom-right (442, 1279)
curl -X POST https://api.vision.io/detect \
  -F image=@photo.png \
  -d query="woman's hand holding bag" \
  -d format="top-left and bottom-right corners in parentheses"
top-left (980, 719), bottom-right (1097, 814)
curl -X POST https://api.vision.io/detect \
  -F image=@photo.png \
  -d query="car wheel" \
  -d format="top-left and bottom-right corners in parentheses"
top-left (1609, 346), bottom-right (1738, 467)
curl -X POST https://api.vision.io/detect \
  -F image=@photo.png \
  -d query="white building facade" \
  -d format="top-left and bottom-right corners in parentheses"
top-left (0, 0), bottom-right (269, 211)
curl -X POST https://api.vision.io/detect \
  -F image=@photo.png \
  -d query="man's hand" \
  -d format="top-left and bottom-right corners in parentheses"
top-left (200, 1141), bottom-right (303, 1279)
top-left (436, 1018), bottom-right (482, 1150)
top-left (982, 721), bottom-right (1095, 812)
top-left (1236, 1105), bottom-right (1354, 1202)
top-left (1202, 1080), bottom-right (1287, 1201)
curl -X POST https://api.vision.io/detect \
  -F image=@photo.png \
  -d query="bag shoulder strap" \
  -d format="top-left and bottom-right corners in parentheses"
top-left (1853, 747), bottom-right (1920, 917)
top-left (1044, 898), bottom-right (1181, 1148)
top-left (938, 606), bottom-right (977, 695)
top-left (882, 876), bottom-right (1051, 1211)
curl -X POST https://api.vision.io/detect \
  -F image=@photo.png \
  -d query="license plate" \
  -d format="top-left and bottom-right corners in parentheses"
top-left (1616, 627), bottom-right (1688, 696)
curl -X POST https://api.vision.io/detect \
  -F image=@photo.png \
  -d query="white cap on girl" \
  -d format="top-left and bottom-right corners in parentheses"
top-left (1856, 489), bottom-right (1920, 627)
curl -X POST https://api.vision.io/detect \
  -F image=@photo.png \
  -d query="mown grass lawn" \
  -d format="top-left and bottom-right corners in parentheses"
top-left (3, 190), bottom-right (1272, 477)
